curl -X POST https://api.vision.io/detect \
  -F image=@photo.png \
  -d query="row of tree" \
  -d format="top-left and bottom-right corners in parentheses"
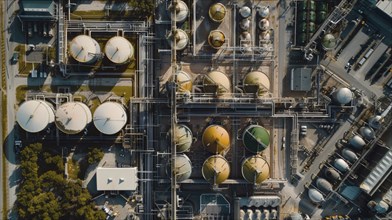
top-left (17, 143), bottom-right (106, 220)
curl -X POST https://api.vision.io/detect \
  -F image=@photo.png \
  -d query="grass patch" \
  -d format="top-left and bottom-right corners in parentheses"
top-left (67, 159), bottom-right (80, 180)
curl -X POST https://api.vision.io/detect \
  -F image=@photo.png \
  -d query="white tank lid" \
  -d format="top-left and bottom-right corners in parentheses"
top-left (55, 102), bottom-right (92, 134)
top-left (105, 36), bottom-right (134, 64)
top-left (93, 102), bottom-right (127, 135)
top-left (69, 35), bottom-right (101, 63)
top-left (17, 100), bottom-right (54, 133)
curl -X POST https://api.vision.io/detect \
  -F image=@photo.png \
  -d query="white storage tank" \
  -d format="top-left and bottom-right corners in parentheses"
top-left (172, 70), bottom-right (192, 92)
top-left (170, 0), bottom-right (189, 23)
top-left (173, 124), bottom-right (193, 153)
top-left (258, 6), bottom-right (270, 18)
top-left (359, 126), bottom-right (375, 140)
top-left (203, 70), bottom-right (231, 95)
top-left (239, 6), bottom-right (251, 18)
top-left (55, 102), bottom-right (92, 134)
top-left (104, 36), bottom-right (134, 64)
top-left (308, 188), bottom-right (325, 203)
top-left (243, 71), bottom-right (270, 96)
top-left (316, 178), bottom-right (333, 192)
top-left (332, 88), bottom-right (353, 105)
top-left (93, 102), bottom-right (127, 135)
top-left (334, 158), bottom-right (350, 173)
top-left (173, 154), bottom-right (192, 182)
top-left (342, 148), bottom-right (358, 163)
top-left (16, 100), bottom-right (55, 133)
top-left (258, 19), bottom-right (270, 31)
top-left (240, 18), bottom-right (250, 31)
top-left (69, 35), bottom-right (101, 63)
top-left (349, 135), bottom-right (366, 150)
top-left (168, 29), bottom-right (189, 51)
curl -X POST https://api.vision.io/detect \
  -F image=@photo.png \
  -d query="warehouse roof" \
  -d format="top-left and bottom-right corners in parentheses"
top-left (19, 0), bottom-right (56, 21)
top-left (376, 0), bottom-right (392, 18)
top-left (290, 68), bottom-right (312, 91)
top-left (96, 167), bottom-right (138, 191)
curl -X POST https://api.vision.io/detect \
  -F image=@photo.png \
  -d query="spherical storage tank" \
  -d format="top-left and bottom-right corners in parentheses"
top-left (203, 70), bottom-right (231, 95)
top-left (16, 100), bottom-right (55, 133)
top-left (308, 189), bottom-right (325, 203)
top-left (170, 0), bottom-right (189, 23)
top-left (334, 158), bottom-right (349, 173)
top-left (349, 135), bottom-right (366, 150)
top-left (202, 155), bottom-right (230, 185)
top-left (69, 35), bottom-right (101, 63)
top-left (321, 34), bottom-right (337, 51)
top-left (242, 125), bottom-right (270, 153)
top-left (260, 31), bottom-right (271, 41)
top-left (333, 88), bottom-right (353, 105)
top-left (243, 71), bottom-right (270, 96)
top-left (202, 125), bottom-right (230, 154)
top-left (174, 154), bottom-right (192, 182)
top-left (55, 102), bottom-right (92, 134)
top-left (168, 29), bottom-right (189, 51)
top-left (359, 126), bottom-right (375, 140)
top-left (104, 36), bottom-right (134, 64)
top-left (258, 6), bottom-right (270, 18)
top-left (172, 70), bottom-right (192, 92)
top-left (239, 6), bottom-right (251, 18)
top-left (259, 19), bottom-right (270, 31)
top-left (242, 155), bottom-right (270, 184)
top-left (324, 168), bottom-right (341, 182)
top-left (289, 213), bottom-right (304, 220)
top-left (240, 18), bottom-right (250, 31)
top-left (342, 148), bottom-right (358, 163)
top-left (208, 30), bottom-right (226, 49)
top-left (93, 102), bottom-right (127, 135)
top-left (209, 3), bottom-right (226, 22)
top-left (173, 124), bottom-right (193, 153)
top-left (368, 115), bottom-right (382, 130)
top-left (316, 178), bottom-right (333, 192)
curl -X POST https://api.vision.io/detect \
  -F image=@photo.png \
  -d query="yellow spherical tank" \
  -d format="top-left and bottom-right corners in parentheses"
top-left (202, 155), bottom-right (230, 185)
top-left (172, 70), bottom-right (192, 92)
top-left (241, 155), bottom-right (270, 184)
top-left (209, 3), bottom-right (226, 22)
top-left (243, 71), bottom-right (270, 96)
top-left (203, 70), bottom-right (231, 95)
top-left (202, 125), bottom-right (230, 154)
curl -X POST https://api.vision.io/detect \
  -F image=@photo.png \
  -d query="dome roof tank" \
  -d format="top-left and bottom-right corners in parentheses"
top-left (104, 36), bottom-right (134, 64)
top-left (349, 135), bottom-right (366, 150)
top-left (93, 102), bottom-right (127, 135)
top-left (55, 102), bottom-right (92, 134)
top-left (316, 178), bottom-right (333, 192)
top-left (334, 158), bottom-right (350, 173)
top-left (16, 100), bottom-right (55, 133)
top-left (202, 125), bottom-right (230, 154)
top-left (342, 148), bottom-right (358, 163)
top-left (242, 125), bottom-right (270, 153)
top-left (241, 155), bottom-right (270, 184)
top-left (202, 155), bottom-right (230, 185)
top-left (173, 124), bottom-right (193, 153)
top-left (308, 189), bottom-right (325, 203)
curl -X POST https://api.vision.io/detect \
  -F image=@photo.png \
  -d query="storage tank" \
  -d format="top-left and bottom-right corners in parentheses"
top-left (309, 11), bottom-right (316, 22)
top-left (324, 168), bottom-right (341, 182)
top-left (242, 155), bottom-right (270, 184)
top-left (349, 135), bottom-right (366, 150)
top-left (342, 148), bottom-right (358, 163)
top-left (174, 154), bottom-right (192, 182)
top-left (243, 71), bottom-right (270, 96)
top-left (240, 31), bottom-right (251, 42)
top-left (173, 124), bottom-right (193, 153)
top-left (172, 70), bottom-right (192, 92)
top-left (242, 125), bottom-right (270, 153)
top-left (321, 34), bottom-right (336, 50)
top-left (55, 102), bottom-right (92, 134)
top-left (316, 178), bottom-right (333, 192)
top-left (260, 31), bottom-right (271, 41)
top-left (69, 35), bottom-right (101, 63)
top-left (334, 158), bottom-right (349, 173)
top-left (202, 125), bottom-right (230, 154)
top-left (289, 213), bottom-right (303, 220)
top-left (202, 155), bottom-right (230, 185)
top-left (359, 126), bottom-right (375, 140)
top-left (239, 6), bottom-right (251, 18)
top-left (258, 6), bottom-right (270, 18)
top-left (258, 19), bottom-right (270, 31)
top-left (16, 100), bottom-right (55, 133)
top-left (209, 3), bottom-right (226, 22)
top-left (240, 18), bottom-right (250, 31)
top-left (333, 88), bottom-right (353, 105)
top-left (208, 30), bottom-right (226, 49)
top-left (203, 70), bottom-right (231, 95)
top-left (170, 0), bottom-right (189, 23)
top-left (308, 188), bottom-right (325, 203)
top-left (104, 36), bottom-right (134, 64)
top-left (368, 115), bottom-right (382, 130)
top-left (93, 102), bottom-right (127, 135)
top-left (168, 29), bottom-right (189, 51)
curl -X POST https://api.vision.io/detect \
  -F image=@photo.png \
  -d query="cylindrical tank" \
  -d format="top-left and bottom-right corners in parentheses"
top-left (342, 148), bottom-right (358, 163)
top-left (309, 22), bottom-right (316, 32)
top-left (209, 3), bottom-right (226, 22)
top-left (172, 70), bottom-right (192, 92)
top-left (208, 30), bottom-right (226, 49)
top-left (349, 135), bottom-right (366, 150)
top-left (368, 115), bottom-right (382, 130)
top-left (69, 35), bottom-right (101, 63)
top-left (240, 18), bottom-right (250, 31)
top-left (168, 29), bottom-right (189, 51)
top-left (202, 155), bottom-right (230, 185)
top-left (258, 19), bottom-right (270, 31)
top-left (242, 125), bottom-right (270, 153)
top-left (258, 6), bottom-right (270, 18)
top-left (242, 155), bottom-right (270, 184)
top-left (55, 102), bottom-right (92, 134)
top-left (170, 0), bottom-right (189, 23)
top-left (334, 158), bottom-right (350, 173)
top-left (308, 188), bottom-right (325, 203)
top-left (289, 213), bottom-right (304, 220)
top-left (203, 70), bottom-right (231, 95)
top-left (324, 168), bottom-right (341, 182)
top-left (173, 154), bottom-right (192, 182)
top-left (239, 6), bottom-right (251, 18)
top-left (316, 178), bottom-right (333, 192)
top-left (240, 31), bottom-right (251, 42)
top-left (202, 125), bottom-right (230, 154)
top-left (104, 36), bottom-right (134, 64)
top-left (359, 126), bottom-right (375, 140)
top-left (321, 33), bottom-right (337, 50)
top-left (260, 31), bottom-right (271, 41)
top-left (93, 102), bottom-right (127, 135)
top-left (333, 88), bottom-right (353, 105)
top-left (243, 71), bottom-right (270, 96)
top-left (173, 124), bottom-right (193, 153)
top-left (16, 100), bottom-right (55, 133)
top-left (309, 11), bottom-right (316, 22)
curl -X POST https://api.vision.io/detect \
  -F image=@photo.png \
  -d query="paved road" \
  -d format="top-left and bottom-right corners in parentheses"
top-left (0, 0), bottom-right (4, 217)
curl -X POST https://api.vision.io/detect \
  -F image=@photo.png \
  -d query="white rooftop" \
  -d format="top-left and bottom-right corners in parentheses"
top-left (376, 0), bottom-right (392, 18)
top-left (96, 167), bottom-right (138, 191)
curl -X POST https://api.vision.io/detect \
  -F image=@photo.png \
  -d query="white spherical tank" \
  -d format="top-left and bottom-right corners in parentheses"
top-left (55, 102), bottom-right (92, 134)
top-left (239, 6), bottom-right (251, 18)
top-left (16, 100), bottom-right (55, 133)
top-left (240, 18), bottom-right (250, 31)
top-left (258, 6), bottom-right (270, 18)
top-left (168, 29), bottom-right (189, 51)
top-left (333, 88), bottom-right (353, 105)
top-left (258, 19), bottom-right (270, 31)
top-left (203, 70), bottom-right (231, 95)
top-left (173, 124), bottom-right (193, 153)
top-left (173, 154), bottom-right (192, 182)
top-left (104, 36), bottom-right (134, 64)
top-left (69, 35), bottom-right (101, 63)
top-left (243, 71), bottom-right (270, 96)
top-left (170, 0), bottom-right (189, 23)
top-left (93, 102), bottom-right (127, 135)
top-left (308, 189), bottom-right (325, 203)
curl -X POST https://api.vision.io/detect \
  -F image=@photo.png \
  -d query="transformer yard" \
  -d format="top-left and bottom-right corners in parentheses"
top-left (1, 0), bottom-right (392, 220)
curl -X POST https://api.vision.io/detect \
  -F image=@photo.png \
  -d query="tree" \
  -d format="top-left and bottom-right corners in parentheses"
top-left (87, 148), bottom-right (104, 165)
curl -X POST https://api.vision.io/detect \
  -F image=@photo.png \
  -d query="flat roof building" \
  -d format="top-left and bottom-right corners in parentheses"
top-left (290, 68), bottom-right (312, 91)
top-left (96, 167), bottom-right (138, 191)
top-left (376, 0), bottom-right (392, 18)
top-left (19, 0), bottom-right (56, 21)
